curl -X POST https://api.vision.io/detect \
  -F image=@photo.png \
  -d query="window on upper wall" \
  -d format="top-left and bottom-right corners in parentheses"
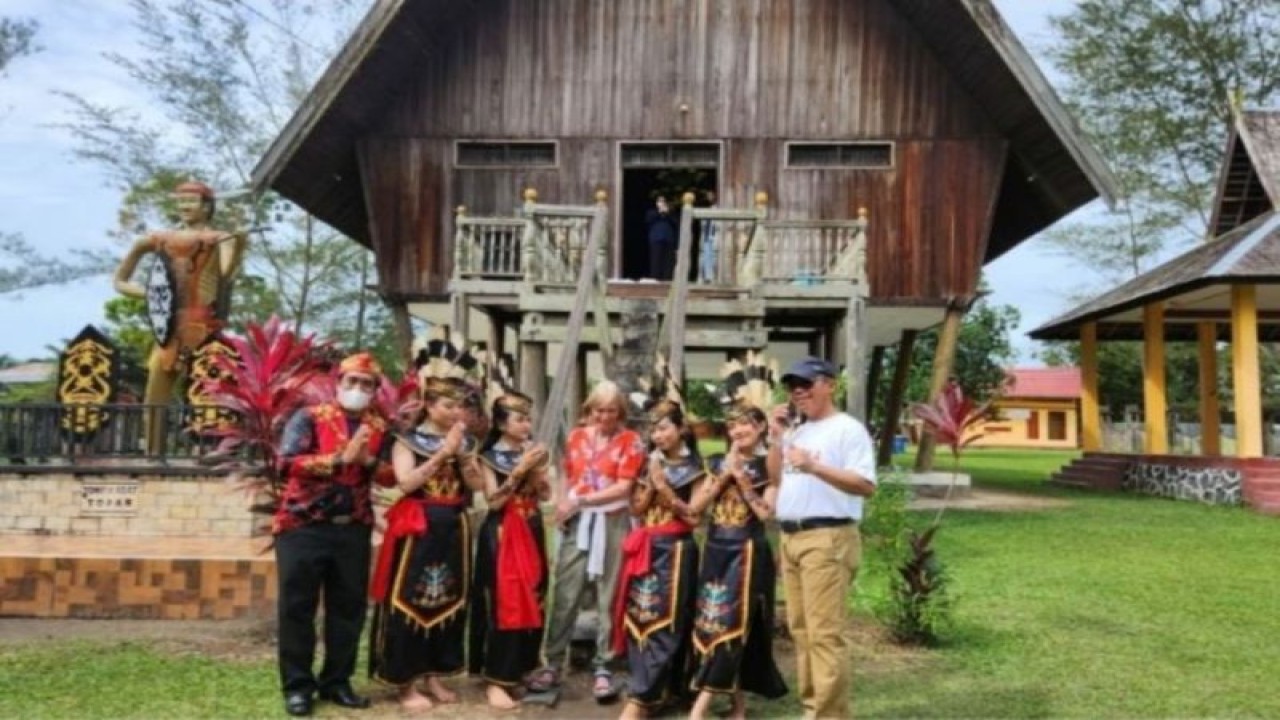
top-left (455, 141), bottom-right (558, 168)
top-left (785, 141), bottom-right (894, 169)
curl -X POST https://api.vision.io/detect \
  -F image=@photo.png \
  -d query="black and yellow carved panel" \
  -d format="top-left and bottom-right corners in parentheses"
top-left (57, 325), bottom-right (118, 438)
top-left (185, 332), bottom-right (240, 436)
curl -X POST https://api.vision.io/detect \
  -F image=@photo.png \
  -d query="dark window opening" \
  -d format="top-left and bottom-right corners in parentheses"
top-left (786, 142), bottom-right (893, 169)
top-left (456, 141), bottom-right (557, 168)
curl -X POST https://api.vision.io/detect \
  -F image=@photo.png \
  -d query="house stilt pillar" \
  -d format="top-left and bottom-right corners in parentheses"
top-left (914, 304), bottom-right (963, 472)
top-left (519, 340), bottom-right (548, 417)
top-left (876, 329), bottom-right (917, 468)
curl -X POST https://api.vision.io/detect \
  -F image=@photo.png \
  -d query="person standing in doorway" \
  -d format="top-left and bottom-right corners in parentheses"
top-left (768, 357), bottom-right (876, 719)
top-left (645, 196), bottom-right (679, 281)
top-left (698, 190), bottom-right (718, 284)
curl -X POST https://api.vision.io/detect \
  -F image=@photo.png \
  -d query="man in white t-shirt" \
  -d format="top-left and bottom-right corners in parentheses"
top-left (767, 356), bottom-right (876, 720)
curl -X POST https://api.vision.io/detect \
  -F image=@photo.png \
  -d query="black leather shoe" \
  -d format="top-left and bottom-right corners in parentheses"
top-left (284, 692), bottom-right (314, 717)
top-left (319, 685), bottom-right (371, 709)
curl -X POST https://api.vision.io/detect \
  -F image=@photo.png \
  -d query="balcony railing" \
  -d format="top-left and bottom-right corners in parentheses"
top-left (0, 403), bottom-right (243, 468)
top-left (451, 190), bottom-right (869, 291)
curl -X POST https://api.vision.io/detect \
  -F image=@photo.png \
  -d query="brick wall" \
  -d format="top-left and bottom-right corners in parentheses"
top-left (0, 473), bottom-right (257, 537)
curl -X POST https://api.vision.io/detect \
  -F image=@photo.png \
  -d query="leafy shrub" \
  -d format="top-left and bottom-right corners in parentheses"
top-left (887, 525), bottom-right (953, 646)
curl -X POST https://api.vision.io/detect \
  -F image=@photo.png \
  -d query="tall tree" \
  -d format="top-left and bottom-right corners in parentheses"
top-left (0, 16), bottom-right (37, 74)
top-left (45, 0), bottom-right (400, 369)
top-left (1041, 0), bottom-right (1280, 283)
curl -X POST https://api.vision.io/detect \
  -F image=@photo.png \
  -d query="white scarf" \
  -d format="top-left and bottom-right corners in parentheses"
top-left (574, 495), bottom-right (628, 579)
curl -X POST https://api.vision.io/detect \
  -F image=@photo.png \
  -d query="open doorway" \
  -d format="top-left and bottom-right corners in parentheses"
top-left (618, 143), bottom-right (720, 280)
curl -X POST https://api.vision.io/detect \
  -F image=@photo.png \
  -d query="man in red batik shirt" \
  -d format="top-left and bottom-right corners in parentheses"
top-left (274, 352), bottom-right (396, 717)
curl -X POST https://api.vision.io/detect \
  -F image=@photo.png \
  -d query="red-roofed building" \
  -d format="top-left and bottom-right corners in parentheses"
top-left (972, 367), bottom-right (1083, 449)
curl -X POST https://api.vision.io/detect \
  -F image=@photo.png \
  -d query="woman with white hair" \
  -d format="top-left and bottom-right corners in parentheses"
top-left (529, 380), bottom-right (646, 702)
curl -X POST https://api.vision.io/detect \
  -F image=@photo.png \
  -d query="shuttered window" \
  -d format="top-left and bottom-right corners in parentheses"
top-left (785, 142), bottom-right (893, 169)
top-left (455, 141), bottom-right (558, 168)
top-left (620, 143), bottom-right (720, 168)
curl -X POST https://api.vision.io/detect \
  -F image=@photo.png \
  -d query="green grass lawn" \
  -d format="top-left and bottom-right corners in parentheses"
top-left (2, 448), bottom-right (1277, 718)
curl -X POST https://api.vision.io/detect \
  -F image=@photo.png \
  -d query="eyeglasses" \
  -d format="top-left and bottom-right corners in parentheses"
top-left (784, 379), bottom-right (815, 392)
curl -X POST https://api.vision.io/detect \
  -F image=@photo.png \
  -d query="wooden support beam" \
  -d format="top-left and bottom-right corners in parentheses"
top-left (876, 329), bottom-right (916, 468)
top-left (866, 345), bottom-right (885, 425)
top-left (519, 341), bottom-right (547, 415)
top-left (1142, 302), bottom-right (1168, 454)
top-left (662, 192), bottom-right (698, 386)
top-left (487, 315), bottom-right (506, 360)
top-left (844, 294), bottom-right (869, 421)
top-left (1079, 322), bottom-right (1102, 452)
top-left (1231, 285), bottom-right (1262, 458)
top-left (1197, 321), bottom-right (1220, 455)
top-left (521, 324), bottom-right (768, 349)
top-left (914, 305), bottom-right (963, 472)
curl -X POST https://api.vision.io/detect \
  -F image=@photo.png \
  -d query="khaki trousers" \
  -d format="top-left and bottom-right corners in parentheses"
top-left (779, 523), bottom-right (861, 719)
top-left (541, 510), bottom-right (630, 673)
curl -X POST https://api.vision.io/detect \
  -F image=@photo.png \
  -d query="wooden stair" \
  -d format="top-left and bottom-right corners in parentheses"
top-left (1050, 452), bottom-right (1134, 491)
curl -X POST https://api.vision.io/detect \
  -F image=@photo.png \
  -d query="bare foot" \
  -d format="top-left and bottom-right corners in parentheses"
top-left (486, 684), bottom-right (519, 710)
top-left (399, 684), bottom-right (434, 712)
top-left (426, 676), bottom-right (459, 704)
top-left (618, 700), bottom-right (647, 720)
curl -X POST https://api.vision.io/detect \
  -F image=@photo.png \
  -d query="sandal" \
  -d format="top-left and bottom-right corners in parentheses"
top-left (593, 671), bottom-right (620, 703)
top-left (526, 666), bottom-right (560, 693)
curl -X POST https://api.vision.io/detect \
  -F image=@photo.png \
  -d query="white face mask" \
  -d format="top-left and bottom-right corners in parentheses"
top-left (338, 388), bottom-right (372, 412)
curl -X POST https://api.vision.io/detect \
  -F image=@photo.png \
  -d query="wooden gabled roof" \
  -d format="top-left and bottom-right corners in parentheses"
top-left (1210, 110), bottom-right (1280, 237)
top-left (251, 0), bottom-right (1118, 255)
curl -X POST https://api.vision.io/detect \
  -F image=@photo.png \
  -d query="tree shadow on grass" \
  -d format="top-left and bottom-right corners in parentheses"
top-left (864, 685), bottom-right (1054, 719)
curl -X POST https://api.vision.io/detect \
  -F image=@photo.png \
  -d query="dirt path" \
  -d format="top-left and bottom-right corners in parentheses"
top-left (908, 488), bottom-right (1071, 512)
top-left (0, 615), bottom-right (926, 719)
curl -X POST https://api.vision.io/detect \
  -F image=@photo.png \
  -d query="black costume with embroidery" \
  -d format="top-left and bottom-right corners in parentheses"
top-left (467, 444), bottom-right (548, 687)
top-left (623, 452), bottom-right (703, 708)
top-left (369, 429), bottom-right (476, 684)
top-left (690, 453), bottom-right (787, 699)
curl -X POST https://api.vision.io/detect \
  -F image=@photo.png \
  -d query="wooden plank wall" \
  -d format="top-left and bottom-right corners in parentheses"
top-left (364, 0), bottom-right (1010, 300)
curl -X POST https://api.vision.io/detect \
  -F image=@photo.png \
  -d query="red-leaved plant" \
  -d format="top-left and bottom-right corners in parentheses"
top-left (911, 380), bottom-right (990, 525)
top-left (886, 381), bottom-right (990, 645)
top-left (200, 317), bottom-right (333, 535)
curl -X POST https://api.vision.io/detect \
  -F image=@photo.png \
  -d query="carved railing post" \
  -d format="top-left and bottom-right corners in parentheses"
top-left (854, 206), bottom-right (869, 291)
top-left (520, 188), bottom-right (539, 282)
top-left (594, 189), bottom-right (609, 282)
top-left (452, 205), bottom-right (469, 278)
top-left (740, 191), bottom-right (768, 286)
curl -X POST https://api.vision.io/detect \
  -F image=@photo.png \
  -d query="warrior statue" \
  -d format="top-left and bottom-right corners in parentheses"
top-left (112, 181), bottom-right (247, 453)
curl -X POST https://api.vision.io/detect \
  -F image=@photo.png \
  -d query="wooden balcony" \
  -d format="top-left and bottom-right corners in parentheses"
top-left (450, 192), bottom-right (870, 340)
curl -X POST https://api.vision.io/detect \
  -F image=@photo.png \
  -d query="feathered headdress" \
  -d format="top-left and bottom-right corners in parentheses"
top-left (717, 350), bottom-right (778, 423)
top-left (411, 326), bottom-right (484, 403)
top-left (485, 352), bottom-right (533, 417)
top-left (629, 352), bottom-right (686, 424)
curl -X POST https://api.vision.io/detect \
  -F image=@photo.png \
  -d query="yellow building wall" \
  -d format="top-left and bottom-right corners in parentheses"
top-left (971, 399), bottom-right (1080, 449)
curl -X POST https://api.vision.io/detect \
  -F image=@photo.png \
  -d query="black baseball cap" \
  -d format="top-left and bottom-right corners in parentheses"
top-left (781, 357), bottom-right (838, 386)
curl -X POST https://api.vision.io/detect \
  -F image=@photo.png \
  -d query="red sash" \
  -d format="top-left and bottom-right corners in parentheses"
top-left (370, 495), bottom-right (465, 602)
top-left (495, 499), bottom-right (544, 630)
top-left (611, 520), bottom-right (693, 654)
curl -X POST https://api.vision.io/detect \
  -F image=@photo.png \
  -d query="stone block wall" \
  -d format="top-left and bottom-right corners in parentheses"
top-left (0, 473), bottom-right (257, 537)
top-left (1122, 462), bottom-right (1243, 505)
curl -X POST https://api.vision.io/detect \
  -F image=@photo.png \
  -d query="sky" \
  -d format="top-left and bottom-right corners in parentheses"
top-left (0, 0), bottom-right (1102, 362)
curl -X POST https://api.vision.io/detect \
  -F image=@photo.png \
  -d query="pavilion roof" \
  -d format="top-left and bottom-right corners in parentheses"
top-left (1030, 210), bottom-right (1280, 341)
top-left (1032, 109), bottom-right (1280, 343)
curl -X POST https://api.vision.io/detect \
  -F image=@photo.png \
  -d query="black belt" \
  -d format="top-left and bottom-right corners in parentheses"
top-left (777, 517), bottom-right (855, 534)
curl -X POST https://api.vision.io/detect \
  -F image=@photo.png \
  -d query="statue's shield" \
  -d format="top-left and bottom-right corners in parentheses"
top-left (145, 254), bottom-right (179, 346)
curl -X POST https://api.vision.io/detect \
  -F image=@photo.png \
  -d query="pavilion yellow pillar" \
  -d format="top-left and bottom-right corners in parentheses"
top-left (1231, 285), bottom-right (1262, 458)
top-left (1197, 321), bottom-right (1221, 455)
top-left (1142, 302), bottom-right (1168, 454)
top-left (1079, 322), bottom-right (1102, 452)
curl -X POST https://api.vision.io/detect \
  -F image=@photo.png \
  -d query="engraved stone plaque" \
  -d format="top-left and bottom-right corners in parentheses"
top-left (79, 480), bottom-right (141, 517)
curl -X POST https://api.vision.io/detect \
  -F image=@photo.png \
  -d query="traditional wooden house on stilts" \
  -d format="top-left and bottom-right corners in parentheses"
top-left (1034, 110), bottom-right (1280, 515)
top-left (251, 0), bottom-right (1116, 459)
